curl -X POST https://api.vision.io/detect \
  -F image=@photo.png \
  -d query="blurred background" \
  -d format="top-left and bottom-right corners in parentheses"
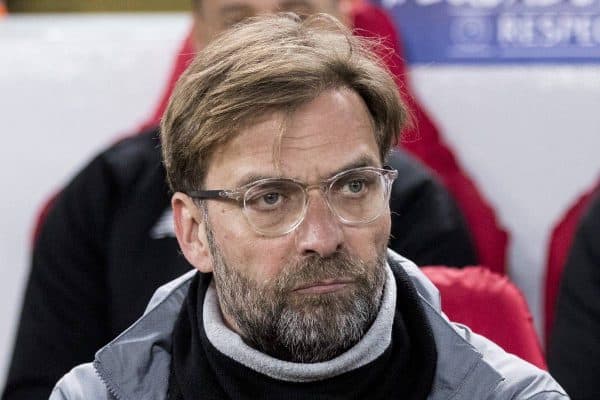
top-left (0, 0), bottom-right (599, 389)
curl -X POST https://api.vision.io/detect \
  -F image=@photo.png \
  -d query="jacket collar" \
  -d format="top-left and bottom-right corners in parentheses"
top-left (94, 270), bottom-right (195, 400)
top-left (388, 252), bottom-right (504, 399)
top-left (94, 252), bottom-right (503, 400)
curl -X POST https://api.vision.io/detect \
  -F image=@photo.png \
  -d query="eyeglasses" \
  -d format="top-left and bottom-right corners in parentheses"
top-left (188, 166), bottom-right (398, 237)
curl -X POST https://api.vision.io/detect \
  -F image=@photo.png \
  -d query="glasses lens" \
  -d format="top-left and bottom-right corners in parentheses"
top-left (243, 180), bottom-right (305, 235)
top-left (328, 169), bottom-right (389, 224)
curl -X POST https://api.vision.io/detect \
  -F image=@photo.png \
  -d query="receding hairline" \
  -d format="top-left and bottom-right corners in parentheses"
top-left (196, 85), bottom-right (379, 183)
top-left (273, 85), bottom-right (381, 176)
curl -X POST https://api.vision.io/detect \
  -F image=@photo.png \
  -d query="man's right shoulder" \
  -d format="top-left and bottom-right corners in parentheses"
top-left (50, 364), bottom-right (108, 400)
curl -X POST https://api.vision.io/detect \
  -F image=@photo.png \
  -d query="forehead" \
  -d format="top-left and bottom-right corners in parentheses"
top-left (204, 88), bottom-right (381, 188)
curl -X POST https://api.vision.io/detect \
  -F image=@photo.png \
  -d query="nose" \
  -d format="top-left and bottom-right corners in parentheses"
top-left (294, 191), bottom-right (344, 257)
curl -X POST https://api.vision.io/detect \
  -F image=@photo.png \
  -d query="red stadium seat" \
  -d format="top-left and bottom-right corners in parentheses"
top-left (423, 266), bottom-right (547, 369)
top-left (544, 179), bottom-right (599, 345)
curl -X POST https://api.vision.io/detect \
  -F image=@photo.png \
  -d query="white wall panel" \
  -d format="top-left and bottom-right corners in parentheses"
top-left (410, 65), bottom-right (600, 336)
top-left (0, 13), bottom-right (190, 387)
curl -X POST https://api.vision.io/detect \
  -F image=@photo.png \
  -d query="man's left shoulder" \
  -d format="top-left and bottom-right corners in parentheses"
top-left (459, 325), bottom-right (568, 398)
top-left (387, 251), bottom-right (568, 399)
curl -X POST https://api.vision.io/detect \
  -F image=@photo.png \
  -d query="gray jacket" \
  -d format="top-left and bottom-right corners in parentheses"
top-left (51, 252), bottom-right (568, 399)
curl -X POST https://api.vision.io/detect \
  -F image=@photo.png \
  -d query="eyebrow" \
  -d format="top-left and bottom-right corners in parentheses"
top-left (234, 173), bottom-right (279, 189)
top-left (231, 155), bottom-right (381, 189)
top-left (329, 156), bottom-right (381, 177)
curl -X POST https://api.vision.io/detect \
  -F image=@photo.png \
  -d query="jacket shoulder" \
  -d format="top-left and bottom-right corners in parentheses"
top-left (465, 328), bottom-right (568, 399)
top-left (387, 251), bottom-right (568, 399)
top-left (50, 363), bottom-right (110, 400)
top-left (50, 271), bottom-right (197, 400)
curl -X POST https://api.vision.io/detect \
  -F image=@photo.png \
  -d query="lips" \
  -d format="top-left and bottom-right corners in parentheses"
top-left (293, 279), bottom-right (354, 294)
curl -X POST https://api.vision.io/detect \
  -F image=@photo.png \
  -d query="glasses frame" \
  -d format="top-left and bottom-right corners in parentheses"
top-left (188, 165), bottom-right (398, 236)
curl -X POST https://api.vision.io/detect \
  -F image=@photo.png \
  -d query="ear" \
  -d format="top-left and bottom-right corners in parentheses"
top-left (172, 192), bottom-right (214, 273)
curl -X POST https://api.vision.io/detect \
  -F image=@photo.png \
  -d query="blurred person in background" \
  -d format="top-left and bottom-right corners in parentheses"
top-left (2, 1), bottom-right (477, 399)
top-left (51, 14), bottom-right (564, 399)
top-left (548, 187), bottom-right (600, 400)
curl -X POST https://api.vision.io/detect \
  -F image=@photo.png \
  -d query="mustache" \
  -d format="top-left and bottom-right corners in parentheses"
top-left (273, 251), bottom-right (371, 292)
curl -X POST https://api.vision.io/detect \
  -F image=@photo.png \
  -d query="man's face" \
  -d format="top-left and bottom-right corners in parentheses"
top-left (192, 0), bottom-right (346, 46)
top-left (197, 88), bottom-right (391, 362)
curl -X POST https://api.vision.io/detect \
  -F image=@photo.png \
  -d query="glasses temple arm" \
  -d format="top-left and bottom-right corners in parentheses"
top-left (187, 190), bottom-right (229, 200)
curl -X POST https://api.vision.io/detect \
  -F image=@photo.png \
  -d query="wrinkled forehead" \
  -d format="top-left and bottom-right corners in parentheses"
top-left (203, 89), bottom-right (381, 188)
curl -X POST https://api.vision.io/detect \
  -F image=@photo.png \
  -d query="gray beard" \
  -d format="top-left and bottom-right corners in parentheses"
top-left (204, 218), bottom-right (387, 363)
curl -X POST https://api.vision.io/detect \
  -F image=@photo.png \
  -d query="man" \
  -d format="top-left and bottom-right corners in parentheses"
top-left (548, 188), bottom-right (600, 399)
top-left (51, 14), bottom-right (565, 399)
top-left (2, 3), bottom-right (477, 400)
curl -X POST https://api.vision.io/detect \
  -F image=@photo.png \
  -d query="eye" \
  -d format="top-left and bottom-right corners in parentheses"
top-left (332, 171), bottom-right (377, 198)
top-left (261, 192), bottom-right (281, 206)
top-left (245, 183), bottom-right (292, 212)
top-left (339, 177), bottom-right (370, 196)
top-left (346, 180), bottom-right (364, 194)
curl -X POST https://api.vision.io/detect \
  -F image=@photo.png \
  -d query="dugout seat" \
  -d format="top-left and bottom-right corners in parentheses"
top-left (423, 266), bottom-right (546, 369)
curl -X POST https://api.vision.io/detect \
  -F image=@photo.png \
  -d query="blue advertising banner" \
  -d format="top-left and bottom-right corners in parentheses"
top-left (375, 0), bottom-right (600, 63)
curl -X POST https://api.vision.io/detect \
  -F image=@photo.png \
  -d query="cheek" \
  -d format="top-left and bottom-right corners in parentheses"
top-left (212, 210), bottom-right (294, 283)
top-left (345, 216), bottom-right (391, 259)
top-left (244, 240), bottom-right (291, 284)
top-left (379, 214), bottom-right (392, 246)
